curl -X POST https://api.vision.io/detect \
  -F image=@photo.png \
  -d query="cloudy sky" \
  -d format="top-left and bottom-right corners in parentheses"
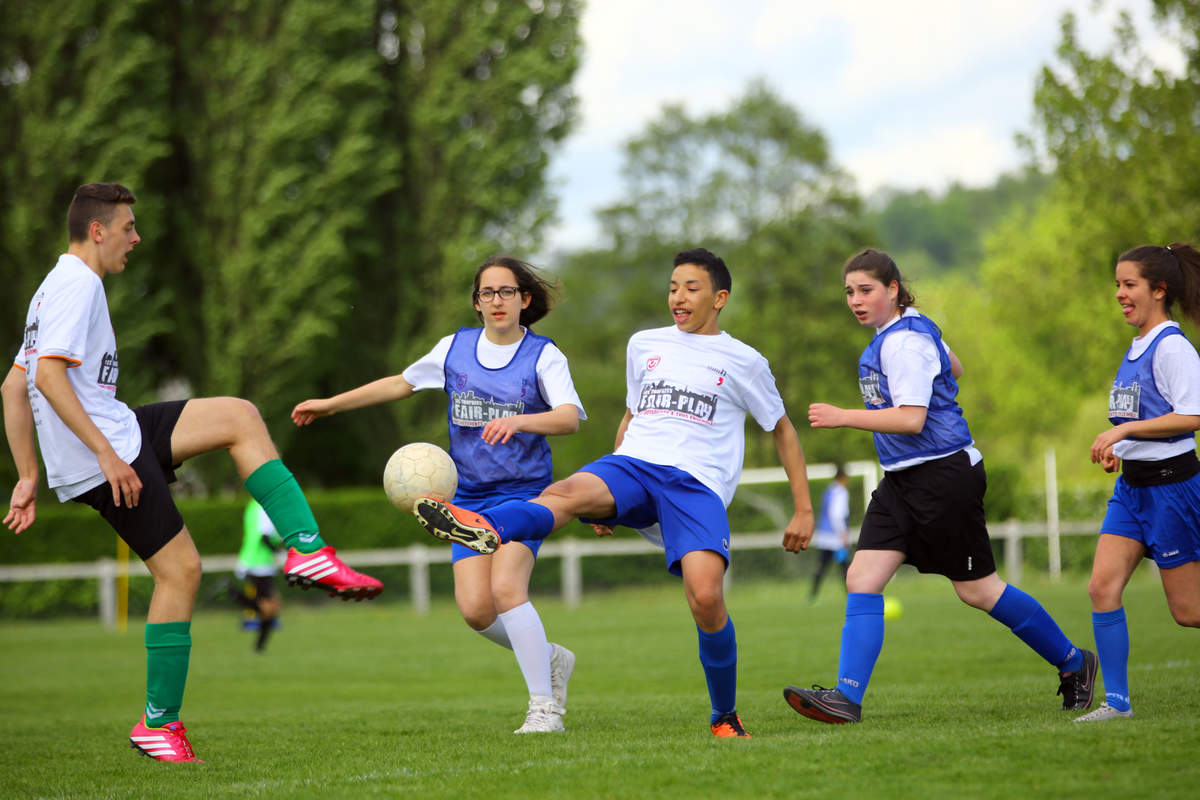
top-left (544, 0), bottom-right (1180, 251)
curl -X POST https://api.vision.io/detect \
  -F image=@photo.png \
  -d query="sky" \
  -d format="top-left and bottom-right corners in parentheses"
top-left (544, 0), bottom-right (1181, 252)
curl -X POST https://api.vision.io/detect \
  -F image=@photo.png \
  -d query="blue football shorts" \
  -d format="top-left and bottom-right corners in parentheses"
top-left (579, 454), bottom-right (730, 577)
top-left (1102, 473), bottom-right (1200, 569)
top-left (450, 482), bottom-right (548, 563)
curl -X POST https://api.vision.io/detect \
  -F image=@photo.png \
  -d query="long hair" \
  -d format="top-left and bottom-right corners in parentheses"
top-left (1118, 243), bottom-right (1200, 328)
top-left (842, 249), bottom-right (915, 309)
top-left (473, 256), bottom-right (558, 328)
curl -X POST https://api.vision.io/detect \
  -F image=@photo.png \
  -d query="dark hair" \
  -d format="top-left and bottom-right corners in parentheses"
top-left (473, 256), bottom-right (557, 328)
top-left (842, 249), bottom-right (915, 309)
top-left (1117, 243), bottom-right (1200, 328)
top-left (833, 464), bottom-right (847, 480)
top-left (673, 248), bottom-right (732, 294)
top-left (67, 183), bottom-right (136, 243)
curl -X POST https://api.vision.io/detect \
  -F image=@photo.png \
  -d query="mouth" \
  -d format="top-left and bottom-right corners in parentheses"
top-left (672, 308), bottom-right (691, 324)
top-left (1120, 303), bottom-right (1134, 317)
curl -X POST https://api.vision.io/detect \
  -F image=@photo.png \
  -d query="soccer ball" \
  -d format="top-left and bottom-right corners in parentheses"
top-left (382, 443), bottom-right (458, 513)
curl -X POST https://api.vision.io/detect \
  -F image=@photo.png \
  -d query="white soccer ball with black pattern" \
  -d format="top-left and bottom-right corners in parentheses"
top-left (383, 442), bottom-right (458, 513)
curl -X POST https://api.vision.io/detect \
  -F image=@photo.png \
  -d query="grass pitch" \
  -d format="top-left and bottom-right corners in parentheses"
top-left (1, 568), bottom-right (1197, 799)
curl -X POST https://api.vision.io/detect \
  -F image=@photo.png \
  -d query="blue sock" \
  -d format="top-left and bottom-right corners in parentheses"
top-left (482, 500), bottom-right (555, 542)
top-left (697, 618), bottom-right (737, 722)
top-left (988, 584), bottom-right (1081, 672)
top-left (836, 593), bottom-right (884, 705)
top-left (1093, 608), bottom-right (1131, 712)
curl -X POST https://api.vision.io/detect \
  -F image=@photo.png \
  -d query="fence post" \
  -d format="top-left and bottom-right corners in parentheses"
top-left (1002, 520), bottom-right (1022, 585)
top-left (562, 539), bottom-right (582, 609)
top-left (408, 544), bottom-right (430, 615)
top-left (98, 558), bottom-right (116, 629)
top-left (1045, 447), bottom-right (1062, 580)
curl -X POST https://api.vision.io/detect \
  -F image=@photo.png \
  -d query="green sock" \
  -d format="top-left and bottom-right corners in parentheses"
top-left (244, 459), bottom-right (327, 553)
top-left (145, 621), bottom-right (191, 726)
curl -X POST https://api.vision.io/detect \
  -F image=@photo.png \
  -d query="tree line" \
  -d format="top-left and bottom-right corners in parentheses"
top-left (2, 0), bottom-right (1196, 503)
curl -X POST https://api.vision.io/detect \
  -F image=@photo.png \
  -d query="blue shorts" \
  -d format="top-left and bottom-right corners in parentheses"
top-left (579, 454), bottom-right (730, 577)
top-left (449, 483), bottom-right (547, 563)
top-left (1102, 473), bottom-right (1200, 568)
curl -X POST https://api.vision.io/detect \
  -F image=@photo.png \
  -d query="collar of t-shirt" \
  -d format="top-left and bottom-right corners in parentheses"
top-left (1127, 320), bottom-right (1180, 360)
top-left (475, 327), bottom-right (526, 369)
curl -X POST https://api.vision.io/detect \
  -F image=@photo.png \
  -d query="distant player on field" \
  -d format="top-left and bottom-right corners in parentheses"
top-left (784, 248), bottom-right (1096, 724)
top-left (410, 247), bottom-right (815, 738)
top-left (228, 499), bottom-right (284, 652)
top-left (809, 465), bottom-right (851, 603)
top-left (292, 256), bottom-right (586, 734)
top-left (1075, 242), bottom-right (1200, 722)
top-left (1, 183), bottom-right (382, 763)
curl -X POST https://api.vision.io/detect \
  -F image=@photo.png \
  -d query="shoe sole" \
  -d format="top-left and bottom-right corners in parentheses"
top-left (783, 687), bottom-right (859, 724)
top-left (413, 498), bottom-right (500, 554)
top-left (285, 573), bottom-right (382, 601)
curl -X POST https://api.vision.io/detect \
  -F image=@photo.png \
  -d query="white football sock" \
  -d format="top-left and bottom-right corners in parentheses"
top-left (476, 618), bottom-right (512, 650)
top-left (498, 601), bottom-right (553, 698)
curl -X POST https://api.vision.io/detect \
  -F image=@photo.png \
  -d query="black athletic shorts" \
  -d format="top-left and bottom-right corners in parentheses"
top-left (245, 574), bottom-right (279, 599)
top-left (72, 400), bottom-right (188, 561)
top-left (857, 449), bottom-right (997, 581)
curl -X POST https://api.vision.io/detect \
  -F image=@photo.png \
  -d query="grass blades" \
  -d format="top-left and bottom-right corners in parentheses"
top-left (1, 569), bottom-right (1197, 799)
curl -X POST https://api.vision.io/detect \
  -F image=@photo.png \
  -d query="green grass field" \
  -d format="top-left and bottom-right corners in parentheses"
top-left (1, 568), bottom-right (1197, 799)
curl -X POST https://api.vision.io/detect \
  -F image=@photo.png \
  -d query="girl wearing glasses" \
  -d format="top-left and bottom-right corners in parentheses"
top-left (292, 256), bottom-right (586, 733)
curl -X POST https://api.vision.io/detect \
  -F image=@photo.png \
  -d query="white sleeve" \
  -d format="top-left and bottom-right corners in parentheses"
top-left (257, 506), bottom-right (277, 535)
top-left (1153, 336), bottom-right (1200, 415)
top-left (401, 335), bottom-right (455, 392)
top-left (624, 337), bottom-right (641, 412)
top-left (536, 343), bottom-right (587, 419)
top-left (37, 275), bottom-right (99, 363)
top-left (740, 358), bottom-right (786, 431)
top-left (880, 330), bottom-right (940, 407)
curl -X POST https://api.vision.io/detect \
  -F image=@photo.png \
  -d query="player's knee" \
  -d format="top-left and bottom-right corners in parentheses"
top-left (1086, 575), bottom-right (1121, 609)
top-left (456, 595), bottom-right (496, 629)
top-left (1168, 604), bottom-right (1200, 628)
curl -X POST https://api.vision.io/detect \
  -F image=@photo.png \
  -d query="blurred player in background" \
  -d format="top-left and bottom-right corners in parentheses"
top-left (785, 248), bottom-right (1096, 725)
top-left (1076, 242), bottom-right (1200, 722)
top-left (228, 499), bottom-right (283, 652)
top-left (2, 183), bottom-right (382, 763)
top-left (292, 256), bottom-right (585, 733)
top-left (410, 248), bottom-right (815, 739)
top-left (810, 465), bottom-right (851, 604)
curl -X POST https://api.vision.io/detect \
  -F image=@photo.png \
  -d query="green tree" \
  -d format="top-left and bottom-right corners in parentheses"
top-left (552, 82), bottom-right (875, 473)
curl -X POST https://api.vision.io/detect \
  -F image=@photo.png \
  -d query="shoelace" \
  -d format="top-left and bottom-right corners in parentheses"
top-left (164, 723), bottom-right (195, 759)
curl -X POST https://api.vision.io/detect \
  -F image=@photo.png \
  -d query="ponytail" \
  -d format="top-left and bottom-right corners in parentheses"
top-left (1118, 243), bottom-right (1200, 327)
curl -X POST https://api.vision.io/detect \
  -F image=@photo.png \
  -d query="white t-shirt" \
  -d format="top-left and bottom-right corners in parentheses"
top-left (876, 308), bottom-right (980, 471)
top-left (13, 254), bottom-right (141, 500)
top-left (812, 481), bottom-right (850, 551)
top-left (402, 328), bottom-right (586, 419)
top-left (1112, 320), bottom-right (1200, 461)
top-left (616, 325), bottom-right (785, 506)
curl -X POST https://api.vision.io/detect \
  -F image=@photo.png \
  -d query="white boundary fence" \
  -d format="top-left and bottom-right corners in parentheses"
top-left (0, 453), bottom-right (1101, 627)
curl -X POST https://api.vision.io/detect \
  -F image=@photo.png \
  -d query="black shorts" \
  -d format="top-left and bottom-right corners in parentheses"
top-left (72, 400), bottom-right (188, 561)
top-left (858, 450), bottom-right (997, 581)
top-left (245, 574), bottom-right (278, 599)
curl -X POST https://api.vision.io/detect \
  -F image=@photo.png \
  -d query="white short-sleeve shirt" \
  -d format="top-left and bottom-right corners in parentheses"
top-left (616, 325), bottom-right (785, 506)
top-left (402, 328), bottom-right (586, 419)
top-left (14, 254), bottom-right (141, 499)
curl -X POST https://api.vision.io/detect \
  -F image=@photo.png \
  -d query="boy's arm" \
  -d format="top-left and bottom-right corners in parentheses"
top-left (34, 358), bottom-right (142, 508)
top-left (773, 414), bottom-right (815, 553)
top-left (2, 366), bottom-right (39, 532)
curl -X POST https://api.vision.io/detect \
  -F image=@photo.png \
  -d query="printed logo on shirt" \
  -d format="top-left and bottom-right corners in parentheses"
top-left (451, 390), bottom-right (524, 428)
top-left (23, 320), bottom-right (38, 354)
top-left (859, 372), bottom-right (884, 406)
top-left (635, 380), bottom-right (718, 424)
top-left (97, 352), bottom-right (119, 390)
top-left (455, 372), bottom-right (469, 390)
top-left (1109, 381), bottom-right (1140, 419)
top-left (646, 356), bottom-right (661, 371)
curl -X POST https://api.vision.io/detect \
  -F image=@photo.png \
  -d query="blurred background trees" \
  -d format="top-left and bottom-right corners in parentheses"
top-left (1, 0), bottom-right (1197, 510)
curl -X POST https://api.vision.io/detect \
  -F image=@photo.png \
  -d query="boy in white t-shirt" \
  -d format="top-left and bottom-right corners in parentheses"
top-left (413, 247), bottom-right (815, 738)
top-left (1, 183), bottom-right (382, 763)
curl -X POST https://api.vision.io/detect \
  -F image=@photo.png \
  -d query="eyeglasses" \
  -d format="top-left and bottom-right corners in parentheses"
top-left (475, 286), bottom-right (521, 302)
